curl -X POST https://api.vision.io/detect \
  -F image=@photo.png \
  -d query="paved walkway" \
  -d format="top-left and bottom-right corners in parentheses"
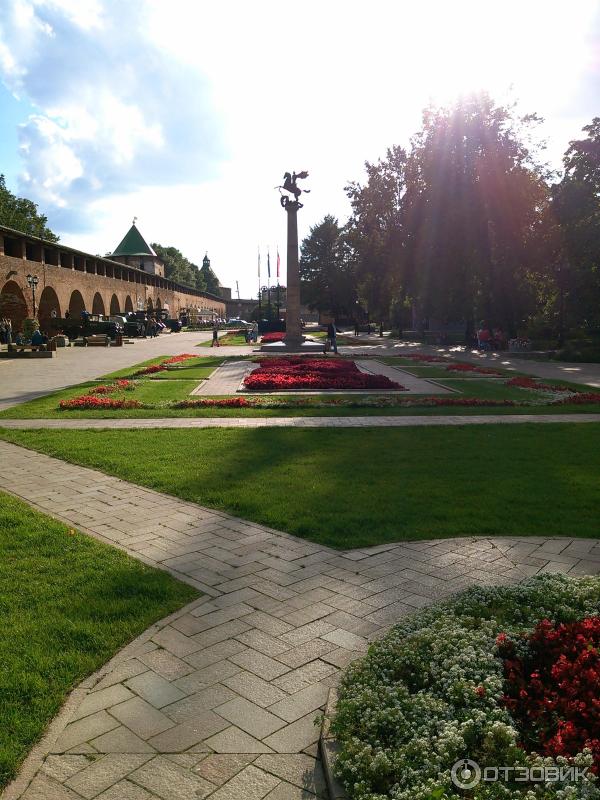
top-left (3, 438), bottom-right (600, 800)
top-left (0, 330), bottom-right (217, 411)
top-left (2, 414), bottom-right (600, 430)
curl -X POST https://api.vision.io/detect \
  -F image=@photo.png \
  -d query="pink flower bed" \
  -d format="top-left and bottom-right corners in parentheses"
top-left (243, 357), bottom-right (406, 391)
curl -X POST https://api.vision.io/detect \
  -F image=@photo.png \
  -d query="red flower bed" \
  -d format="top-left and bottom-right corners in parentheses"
top-left (446, 363), bottom-right (504, 375)
top-left (506, 376), bottom-right (575, 393)
top-left (244, 357), bottom-right (405, 391)
top-left (88, 379), bottom-right (133, 395)
top-left (406, 397), bottom-right (516, 407)
top-left (498, 618), bottom-right (600, 769)
top-left (135, 354), bottom-right (197, 375)
top-left (59, 396), bottom-right (143, 410)
top-left (404, 354), bottom-right (446, 363)
top-left (553, 392), bottom-right (600, 405)
top-left (261, 332), bottom-right (286, 343)
top-left (174, 397), bottom-right (252, 408)
top-left (163, 353), bottom-right (198, 364)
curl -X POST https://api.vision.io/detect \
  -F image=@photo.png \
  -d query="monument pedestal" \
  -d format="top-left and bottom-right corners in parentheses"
top-left (259, 338), bottom-right (324, 354)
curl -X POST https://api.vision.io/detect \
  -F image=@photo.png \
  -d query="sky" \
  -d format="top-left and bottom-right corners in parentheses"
top-left (1, 0), bottom-right (599, 298)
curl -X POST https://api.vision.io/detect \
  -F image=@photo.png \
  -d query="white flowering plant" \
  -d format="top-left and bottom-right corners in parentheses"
top-left (332, 574), bottom-right (600, 799)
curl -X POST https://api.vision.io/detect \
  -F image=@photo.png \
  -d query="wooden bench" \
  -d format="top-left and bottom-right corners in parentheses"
top-left (8, 343), bottom-right (47, 353)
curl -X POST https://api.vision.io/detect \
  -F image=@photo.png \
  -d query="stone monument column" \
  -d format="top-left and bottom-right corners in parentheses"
top-left (284, 201), bottom-right (302, 347)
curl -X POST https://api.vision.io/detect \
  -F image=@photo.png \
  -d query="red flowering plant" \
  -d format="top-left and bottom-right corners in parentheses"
top-left (553, 392), bottom-right (600, 405)
top-left (506, 376), bottom-right (577, 393)
top-left (244, 357), bottom-right (406, 391)
top-left (446, 363), bottom-right (504, 376)
top-left (88, 379), bottom-right (134, 394)
top-left (59, 396), bottom-right (143, 410)
top-left (134, 354), bottom-right (197, 375)
top-left (497, 617), bottom-right (600, 770)
top-left (174, 397), bottom-right (253, 408)
top-left (261, 332), bottom-right (286, 343)
top-left (403, 354), bottom-right (447, 362)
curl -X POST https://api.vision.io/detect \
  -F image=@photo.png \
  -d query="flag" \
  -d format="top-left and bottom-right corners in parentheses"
top-left (258, 247), bottom-right (261, 277)
top-left (276, 247), bottom-right (280, 279)
top-left (267, 251), bottom-right (271, 279)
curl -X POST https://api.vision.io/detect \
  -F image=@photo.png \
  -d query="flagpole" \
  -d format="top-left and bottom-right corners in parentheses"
top-left (258, 246), bottom-right (262, 315)
top-left (276, 246), bottom-right (281, 320)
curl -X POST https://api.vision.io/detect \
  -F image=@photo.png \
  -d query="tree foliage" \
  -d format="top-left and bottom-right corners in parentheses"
top-left (0, 175), bottom-right (58, 241)
top-left (551, 118), bottom-right (600, 329)
top-left (151, 245), bottom-right (221, 295)
top-left (299, 215), bottom-right (356, 318)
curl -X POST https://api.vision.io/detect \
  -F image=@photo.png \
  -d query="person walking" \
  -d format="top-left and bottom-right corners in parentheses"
top-left (327, 321), bottom-right (338, 354)
top-left (211, 324), bottom-right (220, 347)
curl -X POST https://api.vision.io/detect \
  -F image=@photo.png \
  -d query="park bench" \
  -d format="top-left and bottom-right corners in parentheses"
top-left (8, 343), bottom-right (47, 353)
top-left (84, 335), bottom-right (110, 347)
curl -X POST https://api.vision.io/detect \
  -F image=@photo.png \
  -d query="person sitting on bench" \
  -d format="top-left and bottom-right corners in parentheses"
top-left (31, 328), bottom-right (45, 351)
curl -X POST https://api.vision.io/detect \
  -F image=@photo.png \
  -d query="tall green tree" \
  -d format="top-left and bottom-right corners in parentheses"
top-left (299, 215), bottom-right (356, 318)
top-left (345, 146), bottom-right (408, 322)
top-left (402, 95), bottom-right (550, 333)
top-left (0, 175), bottom-right (58, 241)
top-left (551, 118), bottom-right (600, 329)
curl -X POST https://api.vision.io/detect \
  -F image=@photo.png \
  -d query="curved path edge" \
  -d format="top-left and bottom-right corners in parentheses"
top-left (2, 439), bottom-right (600, 800)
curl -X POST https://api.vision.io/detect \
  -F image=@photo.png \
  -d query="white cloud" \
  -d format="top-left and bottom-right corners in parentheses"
top-left (0, 0), bottom-right (222, 229)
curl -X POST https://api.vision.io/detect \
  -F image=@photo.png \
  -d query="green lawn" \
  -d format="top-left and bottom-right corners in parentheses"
top-left (0, 491), bottom-right (197, 790)
top-left (2, 425), bottom-right (600, 548)
top-left (198, 334), bottom-right (252, 347)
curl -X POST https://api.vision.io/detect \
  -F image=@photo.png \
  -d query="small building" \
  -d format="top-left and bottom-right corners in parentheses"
top-left (109, 221), bottom-right (165, 277)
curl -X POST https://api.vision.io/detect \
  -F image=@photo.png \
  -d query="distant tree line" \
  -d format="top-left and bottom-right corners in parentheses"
top-left (299, 94), bottom-right (600, 345)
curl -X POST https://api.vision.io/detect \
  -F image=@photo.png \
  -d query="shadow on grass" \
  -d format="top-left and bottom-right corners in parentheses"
top-left (1, 425), bottom-right (600, 548)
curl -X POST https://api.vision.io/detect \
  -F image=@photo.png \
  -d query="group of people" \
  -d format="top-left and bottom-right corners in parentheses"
top-left (477, 322), bottom-right (507, 351)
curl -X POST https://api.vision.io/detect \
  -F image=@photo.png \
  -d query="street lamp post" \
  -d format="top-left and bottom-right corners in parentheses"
top-left (26, 274), bottom-right (39, 317)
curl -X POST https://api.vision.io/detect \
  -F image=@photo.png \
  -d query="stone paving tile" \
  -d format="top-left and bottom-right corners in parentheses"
top-left (108, 697), bottom-right (174, 739)
top-left (64, 754), bottom-right (152, 799)
top-left (255, 754), bottom-right (327, 797)
top-left (204, 726), bottom-right (275, 754)
top-left (263, 714), bottom-right (321, 754)
top-left (124, 671), bottom-right (186, 708)
top-left (128, 755), bottom-right (216, 799)
top-left (222, 671), bottom-right (288, 708)
top-left (4, 438), bottom-right (600, 799)
top-left (207, 764), bottom-right (281, 800)
top-left (215, 697), bottom-right (287, 739)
